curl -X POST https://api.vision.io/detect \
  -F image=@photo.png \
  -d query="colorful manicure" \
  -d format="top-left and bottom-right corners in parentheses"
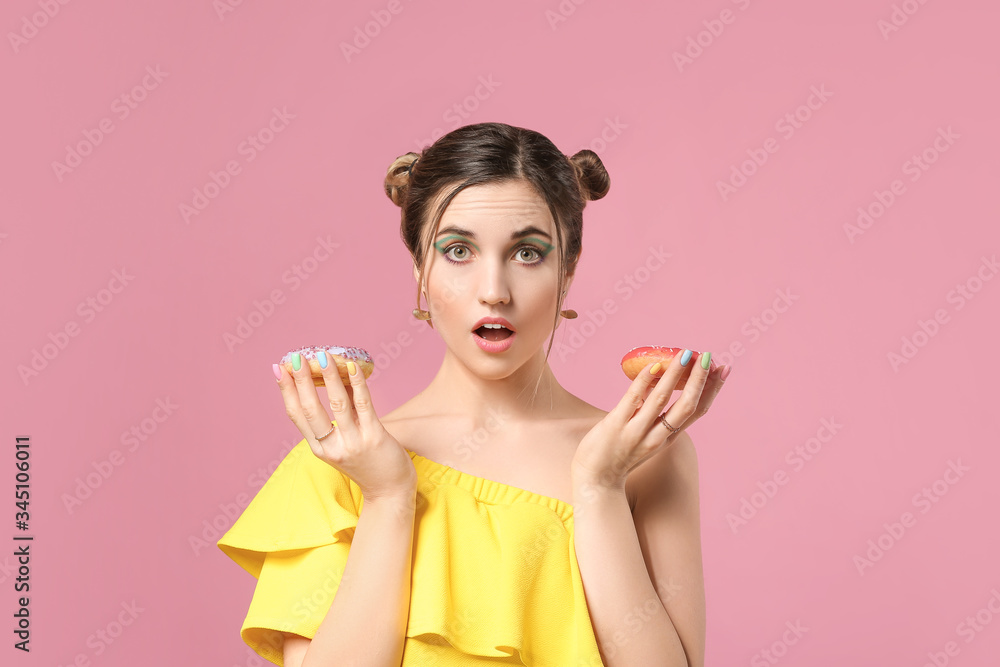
top-left (272, 364), bottom-right (282, 380)
top-left (650, 362), bottom-right (662, 376)
top-left (721, 364), bottom-right (732, 381)
top-left (347, 360), bottom-right (356, 376)
top-left (318, 350), bottom-right (328, 369)
top-left (292, 352), bottom-right (301, 371)
top-left (680, 349), bottom-right (692, 366)
top-left (701, 351), bottom-right (712, 369)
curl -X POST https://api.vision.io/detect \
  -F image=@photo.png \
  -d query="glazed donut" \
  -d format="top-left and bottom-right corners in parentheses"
top-left (279, 345), bottom-right (374, 387)
top-left (620, 346), bottom-right (718, 390)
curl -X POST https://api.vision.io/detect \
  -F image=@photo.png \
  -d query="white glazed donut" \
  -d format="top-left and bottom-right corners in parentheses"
top-left (279, 345), bottom-right (374, 387)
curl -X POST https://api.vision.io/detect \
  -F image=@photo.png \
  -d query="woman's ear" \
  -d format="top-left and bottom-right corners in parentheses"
top-left (413, 264), bottom-right (428, 297)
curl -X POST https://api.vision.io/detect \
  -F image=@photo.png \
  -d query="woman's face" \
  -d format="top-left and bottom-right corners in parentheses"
top-left (415, 179), bottom-right (572, 378)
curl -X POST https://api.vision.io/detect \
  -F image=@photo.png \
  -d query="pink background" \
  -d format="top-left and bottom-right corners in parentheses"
top-left (3, 0), bottom-right (999, 665)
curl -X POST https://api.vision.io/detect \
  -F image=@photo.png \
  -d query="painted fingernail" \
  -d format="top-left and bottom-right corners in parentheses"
top-left (272, 364), bottom-right (282, 380)
top-left (347, 360), bottom-right (356, 376)
top-left (650, 362), bottom-right (662, 376)
top-left (318, 350), bottom-right (328, 369)
top-left (701, 351), bottom-right (712, 369)
top-left (721, 364), bottom-right (732, 381)
top-left (680, 349), bottom-right (692, 366)
top-left (292, 352), bottom-right (301, 371)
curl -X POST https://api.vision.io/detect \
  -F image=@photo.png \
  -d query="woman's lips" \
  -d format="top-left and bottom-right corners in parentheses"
top-left (472, 327), bottom-right (515, 352)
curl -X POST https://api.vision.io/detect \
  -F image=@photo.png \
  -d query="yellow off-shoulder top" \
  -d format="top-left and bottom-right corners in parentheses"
top-left (217, 439), bottom-right (605, 666)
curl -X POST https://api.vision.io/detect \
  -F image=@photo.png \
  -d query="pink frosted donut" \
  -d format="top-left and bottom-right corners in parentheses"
top-left (278, 345), bottom-right (374, 387)
top-left (621, 345), bottom-right (717, 390)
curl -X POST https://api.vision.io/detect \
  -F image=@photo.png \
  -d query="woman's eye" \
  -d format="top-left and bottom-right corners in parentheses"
top-left (517, 247), bottom-right (542, 262)
top-left (442, 244), bottom-right (545, 264)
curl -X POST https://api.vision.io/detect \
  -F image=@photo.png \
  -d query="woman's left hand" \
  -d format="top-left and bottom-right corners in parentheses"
top-left (571, 350), bottom-right (730, 491)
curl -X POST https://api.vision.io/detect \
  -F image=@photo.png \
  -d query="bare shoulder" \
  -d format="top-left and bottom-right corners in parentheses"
top-left (631, 430), bottom-right (699, 512)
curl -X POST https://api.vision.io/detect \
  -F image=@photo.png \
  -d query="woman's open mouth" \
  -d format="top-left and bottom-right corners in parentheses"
top-left (474, 324), bottom-right (513, 341)
top-left (472, 324), bottom-right (515, 352)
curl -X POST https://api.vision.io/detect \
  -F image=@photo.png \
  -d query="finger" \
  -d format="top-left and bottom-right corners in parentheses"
top-left (317, 349), bottom-right (361, 442)
top-left (633, 348), bottom-right (693, 426)
top-left (288, 351), bottom-right (340, 444)
top-left (678, 362), bottom-right (728, 430)
top-left (343, 357), bottom-right (380, 433)
top-left (657, 351), bottom-right (714, 434)
top-left (274, 363), bottom-right (325, 457)
top-left (609, 360), bottom-right (665, 427)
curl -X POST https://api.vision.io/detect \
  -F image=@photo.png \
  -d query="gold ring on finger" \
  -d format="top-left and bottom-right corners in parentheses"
top-left (316, 420), bottom-right (338, 441)
top-left (659, 413), bottom-right (680, 434)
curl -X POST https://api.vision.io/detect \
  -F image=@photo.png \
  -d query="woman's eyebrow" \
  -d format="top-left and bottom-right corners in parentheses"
top-left (435, 225), bottom-right (552, 241)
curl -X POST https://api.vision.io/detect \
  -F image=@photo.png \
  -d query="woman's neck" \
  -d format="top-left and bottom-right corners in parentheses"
top-left (420, 348), bottom-right (572, 427)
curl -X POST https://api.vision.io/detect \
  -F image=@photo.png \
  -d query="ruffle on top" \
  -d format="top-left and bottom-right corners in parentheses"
top-left (217, 439), bottom-right (605, 666)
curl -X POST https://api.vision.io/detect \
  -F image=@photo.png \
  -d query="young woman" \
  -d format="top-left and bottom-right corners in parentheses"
top-left (218, 122), bottom-right (730, 666)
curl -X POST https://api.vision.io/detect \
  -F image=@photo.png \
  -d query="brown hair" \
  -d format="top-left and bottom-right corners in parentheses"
top-left (383, 122), bottom-right (610, 397)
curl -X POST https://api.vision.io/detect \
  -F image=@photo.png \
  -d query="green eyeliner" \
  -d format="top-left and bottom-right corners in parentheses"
top-left (522, 237), bottom-right (554, 256)
top-left (434, 235), bottom-right (553, 258)
top-left (435, 235), bottom-right (479, 253)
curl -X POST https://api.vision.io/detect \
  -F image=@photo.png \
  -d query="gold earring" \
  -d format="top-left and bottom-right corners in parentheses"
top-left (412, 290), bottom-right (432, 320)
top-left (559, 289), bottom-right (576, 319)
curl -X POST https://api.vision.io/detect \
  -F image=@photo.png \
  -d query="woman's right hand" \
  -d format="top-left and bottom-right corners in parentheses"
top-left (274, 351), bottom-right (417, 503)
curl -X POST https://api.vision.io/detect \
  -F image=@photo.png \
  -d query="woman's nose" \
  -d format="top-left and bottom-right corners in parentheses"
top-left (478, 260), bottom-right (510, 305)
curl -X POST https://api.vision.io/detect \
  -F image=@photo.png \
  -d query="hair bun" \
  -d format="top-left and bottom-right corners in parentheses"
top-left (569, 149), bottom-right (610, 202)
top-left (384, 152), bottom-right (420, 207)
